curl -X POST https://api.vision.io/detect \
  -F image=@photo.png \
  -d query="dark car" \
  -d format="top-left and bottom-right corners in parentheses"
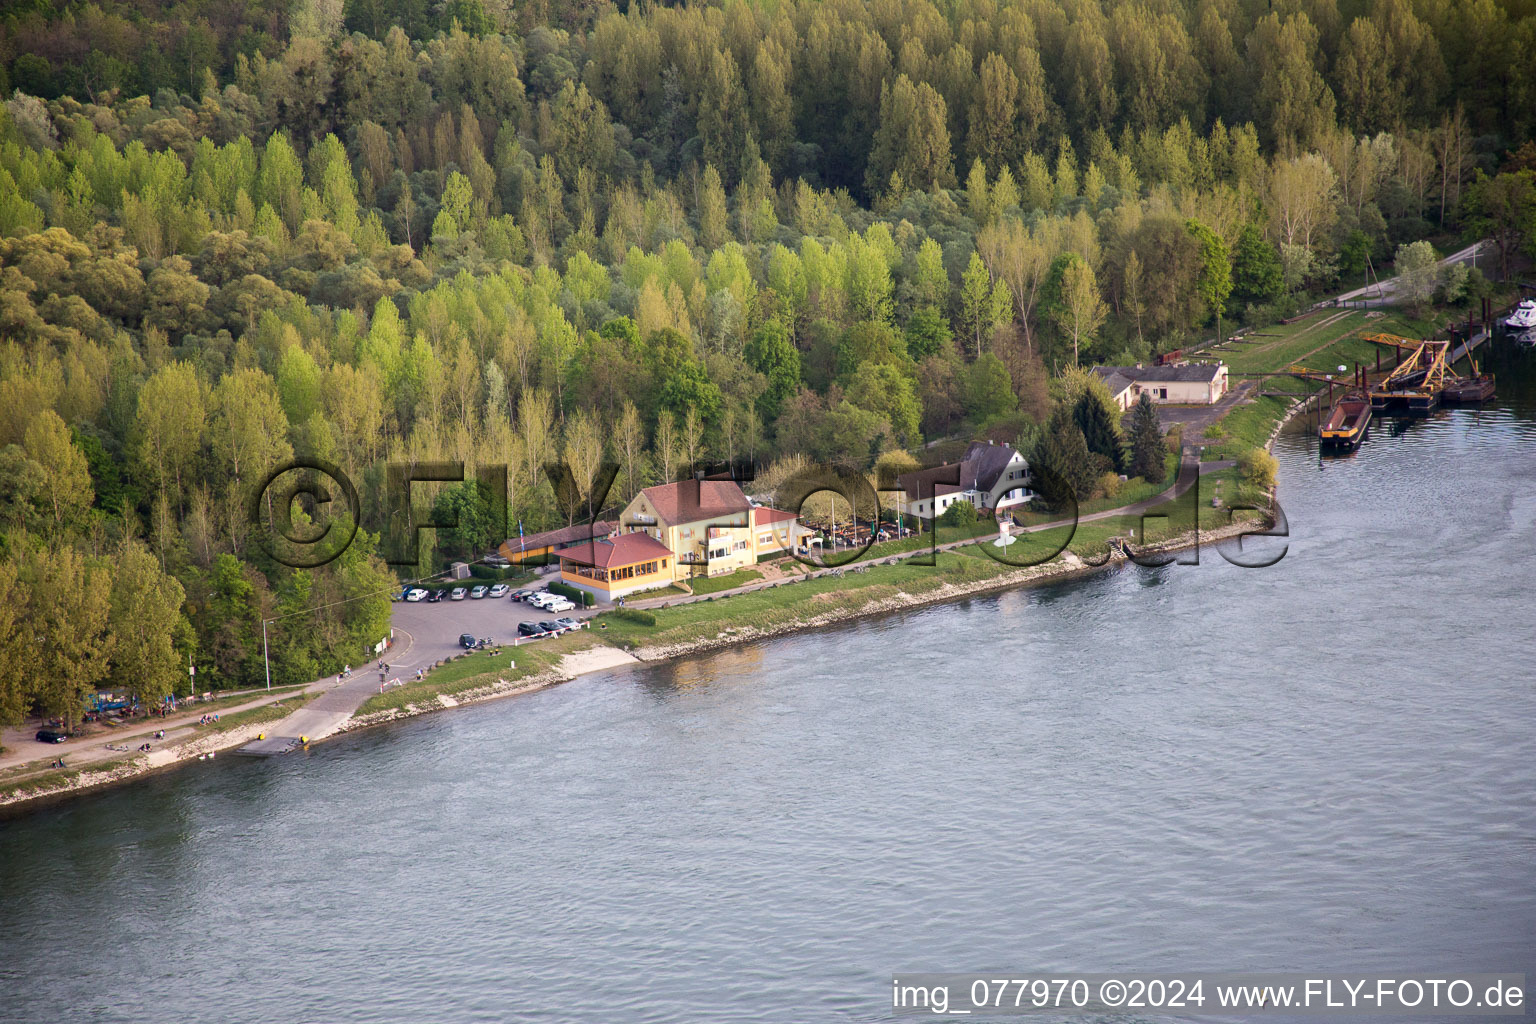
top-left (459, 633), bottom-right (479, 649)
top-left (426, 589), bottom-right (445, 603)
top-left (511, 589), bottom-right (533, 602)
top-left (517, 621), bottom-right (542, 637)
top-left (36, 729), bottom-right (69, 743)
top-left (538, 621), bottom-right (562, 636)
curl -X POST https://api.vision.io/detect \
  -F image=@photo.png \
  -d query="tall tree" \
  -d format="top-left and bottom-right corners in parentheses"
top-left (107, 544), bottom-right (189, 704)
top-left (865, 75), bottom-right (955, 197)
top-left (1128, 392), bottom-right (1168, 483)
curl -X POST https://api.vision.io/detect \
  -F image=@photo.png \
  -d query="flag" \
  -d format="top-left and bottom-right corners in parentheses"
top-left (518, 520), bottom-right (524, 552)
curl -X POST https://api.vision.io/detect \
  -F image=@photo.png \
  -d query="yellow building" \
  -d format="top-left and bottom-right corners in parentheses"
top-left (620, 480), bottom-right (814, 581)
top-left (558, 532), bottom-right (675, 601)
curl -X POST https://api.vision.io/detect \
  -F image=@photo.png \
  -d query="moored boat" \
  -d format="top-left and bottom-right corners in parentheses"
top-left (1502, 299), bottom-right (1536, 330)
top-left (1320, 394), bottom-right (1371, 450)
top-left (1442, 374), bottom-right (1496, 403)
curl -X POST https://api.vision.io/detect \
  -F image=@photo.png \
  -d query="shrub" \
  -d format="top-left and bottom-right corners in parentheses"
top-left (547, 580), bottom-right (595, 607)
top-left (936, 498), bottom-right (977, 527)
top-left (1236, 447), bottom-right (1278, 491)
top-left (1096, 472), bottom-right (1123, 500)
top-left (609, 608), bottom-right (657, 626)
top-left (468, 564), bottom-right (521, 580)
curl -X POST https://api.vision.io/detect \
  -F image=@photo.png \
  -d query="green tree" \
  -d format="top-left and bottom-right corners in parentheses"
top-left (1128, 393), bottom-right (1168, 483)
top-left (847, 362), bottom-right (921, 447)
top-left (135, 361), bottom-right (206, 501)
top-left (1462, 170), bottom-right (1536, 281)
top-left (107, 544), bottom-right (189, 703)
top-left (1045, 254), bottom-right (1106, 366)
top-left (24, 545), bottom-right (113, 729)
top-left (1230, 224), bottom-right (1285, 307)
top-left (965, 352), bottom-right (1018, 422)
top-left (744, 319), bottom-right (802, 419)
top-left (1073, 388), bottom-right (1125, 473)
top-left (865, 75), bottom-right (955, 197)
top-left (1186, 218), bottom-right (1233, 322)
top-left (0, 556), bottom-right (30, 726)
top-left (1033, 403), bottom-right (1097, 507)
top-left (1393, 240), bottom-right (1439, 314)
top-left (23, 410), bottom-right (94, 538)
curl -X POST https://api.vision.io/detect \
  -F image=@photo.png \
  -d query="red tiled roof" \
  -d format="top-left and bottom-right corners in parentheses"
top-left (639, 480), bottom-right (750, 526)
top-left (500, 521), bottom-right (615, 555)
top-left (558, 531), bottom-right (673, 569)
top-left (751, 506), bottom-right (799, 526)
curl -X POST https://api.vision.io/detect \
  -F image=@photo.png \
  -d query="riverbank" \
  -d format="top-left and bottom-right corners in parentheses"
top-left (0, 696), bottom-right (313, 812)
top-left (316, 517), bottom-right (1257, 738)
top-left (1, 482), bottom-right (1271, 812)
top-left (1, 399), bottom-right (1287, 812)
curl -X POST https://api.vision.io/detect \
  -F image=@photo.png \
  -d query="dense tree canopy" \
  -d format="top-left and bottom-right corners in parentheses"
top-left (0, 0), bottom-right (1531, 718)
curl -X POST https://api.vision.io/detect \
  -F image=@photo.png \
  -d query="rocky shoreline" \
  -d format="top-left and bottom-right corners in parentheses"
top-left (1, 718), bottom-right (278, 813)
top-left (5, 511), bottom-right (1266, 812)
top-left (317, 519), bottom-right (1258, 735)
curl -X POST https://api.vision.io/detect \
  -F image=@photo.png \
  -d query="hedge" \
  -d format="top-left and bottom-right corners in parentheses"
top-left (547, 580), bottom-right (595, 607)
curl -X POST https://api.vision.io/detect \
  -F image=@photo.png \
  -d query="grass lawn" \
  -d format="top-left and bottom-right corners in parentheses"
top-left (202, 692), bottom-right (317, 734)
top-left (684, 567), bottom-right (764, 594)
top-left (351, 632), bottom-right (597, 716)
top-left (594, 548), bottom-right (1021, 650)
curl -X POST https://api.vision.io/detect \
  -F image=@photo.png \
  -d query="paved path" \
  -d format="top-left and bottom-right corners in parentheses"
top-left (1335, 240), bottom-right (1486, 307)
top-left (1, 629), bottom-right (416, 770)
top-left (623, 453), bottom-right (1230, 612)
top-left (4, 455), bottom-right (1240, 772)
top-left (236, 628), bottom-right (417, 754)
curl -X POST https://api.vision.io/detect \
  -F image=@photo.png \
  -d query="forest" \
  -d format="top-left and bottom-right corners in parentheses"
top-left (2, 0), bottom-right (1535, 724)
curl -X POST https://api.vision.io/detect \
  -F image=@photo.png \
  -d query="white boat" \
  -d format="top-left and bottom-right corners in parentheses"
top-left (1503, 299), bottom-right (1536, 330)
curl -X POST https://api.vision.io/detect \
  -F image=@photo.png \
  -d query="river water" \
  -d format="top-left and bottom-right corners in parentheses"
top-left (3, 340), bottom-right (1534, 1023)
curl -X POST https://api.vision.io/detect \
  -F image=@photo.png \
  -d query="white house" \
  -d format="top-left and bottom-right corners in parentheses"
top-left (896, 441), bottom-right (1032, 521)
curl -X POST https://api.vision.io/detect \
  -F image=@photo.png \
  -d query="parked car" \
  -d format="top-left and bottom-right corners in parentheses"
top-left (405, 588), bottom-right (429, 602)
top-left (426, 589), bottom-right (446, 603)
top-left (510, 589), bottom-right (533, 602)
top-left (542, 596), bottom-right (575, 613)
top-left (36, 729), bottom-right (69, 743)
top-left (484, 554), bottom-right (510, 567)
top-left (517, 621), bottom-right (542, 638)
top-left (469, 585), bottom-right (488, 599)
top-left (554, 617), bottom-right (581, 633)
top-left (488, 584), bottom-right (510, 599)
top-left (450, 587), bottom-right (467, 601)
top-left (459, 633), bottom-right (479, 649)
top-left (525, 591), bottom-right (553, 609)
top-left (538, 620), bottom-right (563, 636)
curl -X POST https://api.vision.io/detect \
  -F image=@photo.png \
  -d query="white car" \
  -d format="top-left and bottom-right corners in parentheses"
top-left (450, 587), bottom-right (467, 601)
top-left (526, 591), bottom-right (554, 609)
top-left (488, 584), bottom-right (510, 599)
top-left (404, 588), bottom-right (429, 602)
top-left (542, 596), bottom-right (575, 613)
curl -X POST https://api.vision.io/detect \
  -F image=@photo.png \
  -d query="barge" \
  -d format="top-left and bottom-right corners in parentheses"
top-left (1319, 395), bottom-right (1372, 450)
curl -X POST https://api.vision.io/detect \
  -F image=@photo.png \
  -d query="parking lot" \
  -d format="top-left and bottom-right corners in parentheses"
top-left (386, 575), bottom-right (601, 678)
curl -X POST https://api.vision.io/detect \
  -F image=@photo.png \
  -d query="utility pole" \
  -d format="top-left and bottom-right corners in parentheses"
top-left (262, 619), bottom-right (272, 692)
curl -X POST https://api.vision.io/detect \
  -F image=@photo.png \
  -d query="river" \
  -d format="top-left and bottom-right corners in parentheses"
top-left (2, 339), bottom-right (1533, 1023)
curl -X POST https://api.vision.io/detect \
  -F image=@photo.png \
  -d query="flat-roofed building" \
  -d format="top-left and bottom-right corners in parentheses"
top-left (1091, 362), bottom-right (1230, 409)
